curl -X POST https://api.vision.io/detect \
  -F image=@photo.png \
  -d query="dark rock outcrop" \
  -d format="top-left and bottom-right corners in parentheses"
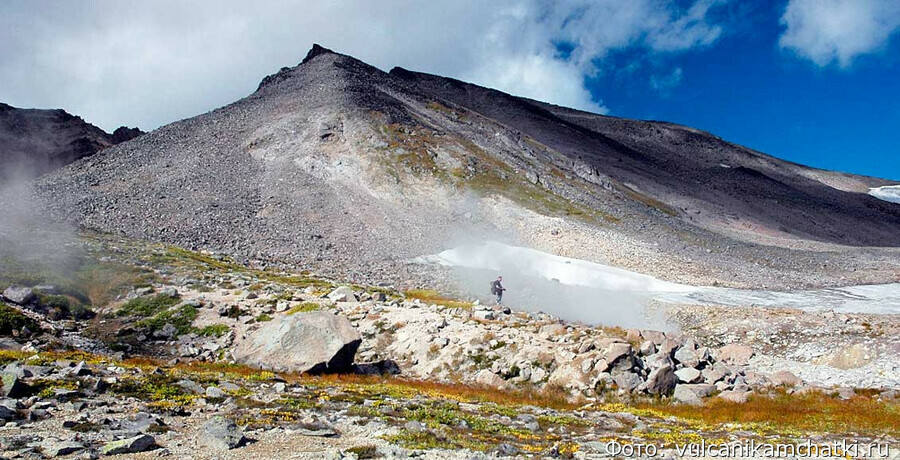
top-left (0, 102), bottom-right (142, 181)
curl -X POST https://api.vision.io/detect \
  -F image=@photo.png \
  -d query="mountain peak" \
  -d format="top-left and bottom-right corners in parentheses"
top-left (301, 43), bottom-right (336, 65)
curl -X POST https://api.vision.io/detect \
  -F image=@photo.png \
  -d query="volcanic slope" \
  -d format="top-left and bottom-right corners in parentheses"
top-left (34, 45), bottom-right (900, 287)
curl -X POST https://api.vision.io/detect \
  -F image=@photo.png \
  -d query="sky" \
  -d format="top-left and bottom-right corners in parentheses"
top-left (1, 0), bottom-right (898, 179)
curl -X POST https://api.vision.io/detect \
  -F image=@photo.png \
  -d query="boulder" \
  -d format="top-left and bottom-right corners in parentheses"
top-left (769, 370), bottom-right (801, 387)
top-left (40, 441), bottom-right (85, 457)
top-left (673, 385), bottom-right (703, 405)
top-left (641, 330), bottom-right (666, 345)
top-left (232, 311), bottom-right (361, 374)
top-left (641, 364), bottom-right (676, 395)
top-left (644, 351), bottom-right (674, 370)
top-left (717, 344), bottom-right (754, 366)
top-left (613, 372), bottom-right (643, 392)
top-left (1, 373), bottom-right (29, 398)
top-left (674, 367), bottom-right (702, 384)
top-left (327, 286), bottom-right (357, 303)
top-left (0, 399), bottom-right (19, 421)
top-left (101, 434), bottom-right (156, 455)
top-left (702, 363), bottom-right (732, 383)
top-left (717, 389), bottom-right (752, 404)
top-left (674, 345), bottom-right (702, 369)
top-left (2, 286), bottom-right (34, 305)
top-left (639, 341), bottom-right (657, 356)
top-left (197, 416), bottom-right (246, 451)
top-left (547, 360), bottom-right (591, 392)
top-left (474, 369), bottom-right (505, 388)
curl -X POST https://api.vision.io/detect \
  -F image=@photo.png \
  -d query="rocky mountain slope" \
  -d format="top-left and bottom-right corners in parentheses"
top-left (31, 45), bottom-right (900, 289)
top-left (0, 103), bottom-right (142, 182)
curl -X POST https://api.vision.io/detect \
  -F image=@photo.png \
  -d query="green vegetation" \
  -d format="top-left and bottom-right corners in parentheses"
top-left (255, 313), bottom-right (272, 322)
top-left (287, 302), bottom-right (321, 315)
top-left (196, 324), bottom-right (230, 337)
top-left (117, 293), bottom-right (180, 318)
top-left (0, 304), bottom-right (38, 337)
top-left (135, 304), bottom-right (198, 336)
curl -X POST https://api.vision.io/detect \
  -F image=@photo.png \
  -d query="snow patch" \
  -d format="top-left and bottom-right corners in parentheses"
top-left (417, 242), bottom-right (900, 326)
top-left (868, 185), bottom-right (900, 204)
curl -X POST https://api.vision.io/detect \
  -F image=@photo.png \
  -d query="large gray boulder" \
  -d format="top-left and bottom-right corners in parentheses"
top-left (640, 364), bottom-right (676, 395)
top-left (232, 310), bottom-right (361, 373)
top-left (197, 416), bottom-right (246, 451)
top-left (2, 286), bottom-right (34, 305)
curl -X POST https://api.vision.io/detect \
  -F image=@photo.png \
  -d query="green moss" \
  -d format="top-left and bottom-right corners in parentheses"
top-left (0, 304), bottom-right (38, 337)
top-left (345, 445), bottom-right (379, 459)
top-left (287, 302), bottom-right (321, 315)
top-left (255, 313), bottom-right (273, 322)
top-left (117, 293), bottom-right (180, 318)
top-left (135, 305), bottom-right (198, 335)
top-left (196, 324), bottom-right (230, 337)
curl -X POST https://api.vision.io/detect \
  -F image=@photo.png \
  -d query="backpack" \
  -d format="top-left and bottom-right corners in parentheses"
top-left (490, 281), bottom-right (497, 295)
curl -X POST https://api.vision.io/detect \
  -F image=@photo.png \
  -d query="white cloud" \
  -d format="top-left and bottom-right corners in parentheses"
top-left (779, 0), bottom-right (900, 67)
top-left (0, 0), bottom-right (727, 131)
top-left (650, 67), bottom-right (684, 95)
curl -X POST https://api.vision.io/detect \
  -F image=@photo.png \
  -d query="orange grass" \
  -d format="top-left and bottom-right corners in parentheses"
top-left (637, 390), bottom-right (900, 436)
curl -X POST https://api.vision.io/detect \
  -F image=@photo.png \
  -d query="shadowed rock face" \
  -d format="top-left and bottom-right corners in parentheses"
top-left (29, 45), bottom-right (900, 288)
top-left (0, 103), bottom-right (142, 181)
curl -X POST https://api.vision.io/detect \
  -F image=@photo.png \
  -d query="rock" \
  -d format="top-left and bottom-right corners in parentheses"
top-left (639, 341), bottom-right (657, 356)
top-left (154, 323), bottom-right (178, 339)
top-left (577, 341), bottom-right (595, 354)
top-left (658, 338), bottom-right (679, 357)
top-left (327, 286), bottom-right (357, 303)
top-left (641, 330), bottom-right (666, 345)
top-left (473, 310), bottom-right (495, 321)
top-left (232, 310), bottom-right (361, 373)
top-left (100, 434), bottom-right (156, 455)
top-left (41, 440), bottom-right (85, 457)
top-left (547, 361), bottom-right (591, 392)
top-left (718, 390), bottom-right (752, 404)
top-left (2, 286), bottom-right (35, 305)
top-left (674, 367), bottom-right (702, 384)
top-left (404, 420), bottom-right (426, 432)
top-left (702, 363), bottom-right (732, 383)
top-left (717, 344), bottom-right (754, 366)
top-left (836, 387), bottom-right (856, 400)
top-left (529, 367), bottom-right (547, 383)
top-left (613, 372), bottom-right (643, 392)
top-left (644, 351), bottom-right (673, 369)
top-left (159, 287), bottom-right (178, 298)
top-left (603, 343), bottom-right (633, 364)
top-left (625, 329), bottom-right (642, 343)
top-left (0, 399), bottom-right (19, 420)
top-left (474, 369), bottom-right (504, 388)
top-left (673, 346), bottom-right (701, 369)
top-left (177, 379), bottom-right (204, 394)
top-left (1, 373), bottom-right (29, 398)
top-left (205, 386), bottom-right (226, 398)
top-left (197, 416), bottom-right (246, 451)
top-left (821, 344), bottom-right (874, 370)
top-left (641, 365), bottom-right (676, 395)
top-left (769, 370), bottom-right (801, 387)
top-left (673, 385), bottom-right (703, 405)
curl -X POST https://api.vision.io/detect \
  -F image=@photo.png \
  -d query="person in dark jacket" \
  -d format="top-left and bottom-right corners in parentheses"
top-left (490, 276), bottom-right (506, 305)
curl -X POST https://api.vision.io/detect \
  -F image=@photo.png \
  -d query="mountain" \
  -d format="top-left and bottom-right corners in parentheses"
top-left (0, 102), bottom-right (142, 181)
top-left (32, 45), bottom-right (900, 288)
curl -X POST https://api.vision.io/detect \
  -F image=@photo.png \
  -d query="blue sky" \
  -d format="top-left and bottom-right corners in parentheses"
top-left (586, 1), bottom-right (900, 180)
top-left (1, 0), bottom-right (898, 179)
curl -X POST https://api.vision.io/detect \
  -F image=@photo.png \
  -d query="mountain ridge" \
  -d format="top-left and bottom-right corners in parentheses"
top-left (29, 44), bottom-right (900, 289)
top-left (0, 102), bottom-right (143, 181)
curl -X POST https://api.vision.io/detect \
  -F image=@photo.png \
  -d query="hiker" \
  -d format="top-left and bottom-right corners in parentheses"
top-left (490, 276), bottom-right (506, 305)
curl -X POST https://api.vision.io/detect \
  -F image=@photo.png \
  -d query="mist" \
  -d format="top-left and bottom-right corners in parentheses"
top-left (416, 241), bottom-right (692, 330)
top-left (0, 168), bottom-right (82, 287)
